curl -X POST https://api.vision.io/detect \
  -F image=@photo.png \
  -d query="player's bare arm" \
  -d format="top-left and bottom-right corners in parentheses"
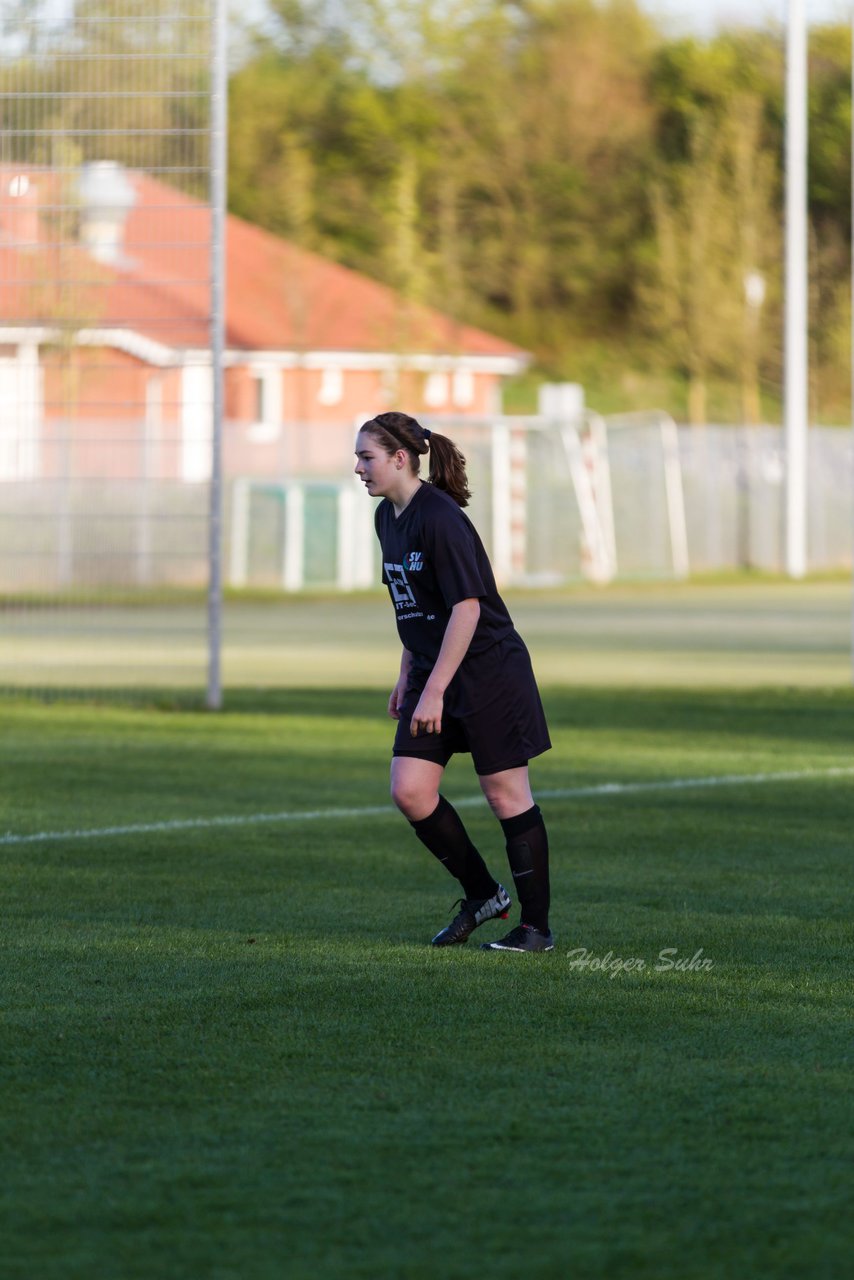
top-left (410, 598), bottom-right (480, 736)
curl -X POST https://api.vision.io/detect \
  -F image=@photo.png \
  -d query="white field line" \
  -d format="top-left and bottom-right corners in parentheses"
top-left (2, 765), bottom-right (853, 848)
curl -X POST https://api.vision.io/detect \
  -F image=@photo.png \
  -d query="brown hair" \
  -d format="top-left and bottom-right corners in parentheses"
top-left (359, 411), bottom-right (472, 507)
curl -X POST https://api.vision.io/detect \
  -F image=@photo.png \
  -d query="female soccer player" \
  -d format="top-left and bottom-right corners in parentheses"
top-left (355, 410), bottom-right (554, 952)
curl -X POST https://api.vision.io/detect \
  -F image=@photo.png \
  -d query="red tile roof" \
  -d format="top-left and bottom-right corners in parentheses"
top-left (0, 167), bottom-right (527, 364)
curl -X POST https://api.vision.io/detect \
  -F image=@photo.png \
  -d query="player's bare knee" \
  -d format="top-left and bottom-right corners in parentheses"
top-left (390, 776), bottom-right (433, 819)
top-left (482, 791), bottom-right (512, 819)
top-left (389, 776), bottom-right (411, 812)
top-left (479, 777), bottom-right (505, 812)
top-left (480, 775), bottom-right (532, 820)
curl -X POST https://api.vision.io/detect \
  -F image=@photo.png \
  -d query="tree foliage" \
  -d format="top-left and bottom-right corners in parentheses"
top-left (226, 4), bottom-right (852, 415)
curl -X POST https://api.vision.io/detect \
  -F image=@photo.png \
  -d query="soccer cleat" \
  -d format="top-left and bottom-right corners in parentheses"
top-left (480, 923), bottom-right (555, 952)
top-left (431, 884), bottom-right (512, 947)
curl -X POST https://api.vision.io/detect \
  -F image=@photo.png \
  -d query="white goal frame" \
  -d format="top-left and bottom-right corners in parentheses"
top-left (485, 411), bottom-right (690, 586)
top-left (228, 476), bottom-right (375, 592)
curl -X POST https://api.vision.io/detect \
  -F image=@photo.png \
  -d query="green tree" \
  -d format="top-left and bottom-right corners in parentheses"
top-left (806, 24), bottom-right (852, 419)
top-left (645, 92), bottom-right (780, 425)
top-left (230, 1), bottom-right (659, 364)
top-left (431, 0), bottom-right (659, 356)
top-left (647, 120), bottom-right (738, 424)
top-left (226, 4), bottom-right (851, 417)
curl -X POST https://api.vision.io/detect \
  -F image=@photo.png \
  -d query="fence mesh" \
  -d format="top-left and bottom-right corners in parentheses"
top-left (0, 7), bottom-right (850, 695)
top-left (0, 0), bottom-right (215, 693)
top-left (226, 419), bottom-right (853, 593)
top-left (681, 426), bottom-right (854, 574)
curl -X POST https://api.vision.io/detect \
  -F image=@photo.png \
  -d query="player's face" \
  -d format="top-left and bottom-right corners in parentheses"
top-left (354, 431), bottom-right (402, 498)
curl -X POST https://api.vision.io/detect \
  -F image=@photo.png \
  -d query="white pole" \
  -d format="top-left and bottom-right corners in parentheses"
top-left (207, 0), bottom-right (227, 709)
top-left (283, 485), bottom-right (306, 592)
top-left (588, 413), bottom-right (617, 571)
top-left (660, 414), bottom-right (691, 580)
top-left (337, 485), bottom-right (357, 591)
top-left (228, 477), bottom-right (250, 588)
top-left (785, 0), bottom-right (809, 579)
top-left (491, 421), bottom-right (514, 586)
top-left (559, 423), bottom-right (612, 583)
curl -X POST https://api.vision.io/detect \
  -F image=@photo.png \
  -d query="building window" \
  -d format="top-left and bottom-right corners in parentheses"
top-left (0, 343), bottom-right (41, 480)
top-left (452, 369), bottom-right (475, 407)
top-left (318, 367), bottom-right (343, 406)
top-left (424, 372), bottom-right (448, 408)
top-left (253, 373), bottom-right (266, 423)
top-left (248, 367), bottom-right (281, 442)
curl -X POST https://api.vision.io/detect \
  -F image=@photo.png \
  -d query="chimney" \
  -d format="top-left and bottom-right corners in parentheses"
top-left (78, 161), bottom-right (136, 266)
top-left (1, 174), bottom-right (40, 248)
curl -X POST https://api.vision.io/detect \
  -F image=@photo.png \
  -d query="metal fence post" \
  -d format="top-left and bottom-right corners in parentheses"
top-left (207, 0), bottom-right (227, 710)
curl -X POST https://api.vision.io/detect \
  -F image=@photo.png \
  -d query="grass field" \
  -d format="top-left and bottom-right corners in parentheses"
top-left (1, 583), bottom-right (853, 1278)
top-left (1, 578), bottom-right (852, 690)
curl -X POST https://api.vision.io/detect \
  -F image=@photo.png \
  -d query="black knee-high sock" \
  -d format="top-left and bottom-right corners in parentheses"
top-left (500, 804), bottom-right (550, 933)
top-left (410, 796), bottom-right (499, 901)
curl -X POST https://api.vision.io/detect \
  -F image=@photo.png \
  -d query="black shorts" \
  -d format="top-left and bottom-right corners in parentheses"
top-left (392, 631), bottom-right (552, 777)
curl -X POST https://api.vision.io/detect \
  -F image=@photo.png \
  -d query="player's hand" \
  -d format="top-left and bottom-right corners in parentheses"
top-left (388, 680), bottom-right (406, 720)
top-left (410, 688), bottom-right (443, 737)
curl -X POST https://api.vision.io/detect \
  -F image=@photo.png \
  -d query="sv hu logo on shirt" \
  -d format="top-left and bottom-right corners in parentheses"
top-left (404, 551), bottom-right (424, 572)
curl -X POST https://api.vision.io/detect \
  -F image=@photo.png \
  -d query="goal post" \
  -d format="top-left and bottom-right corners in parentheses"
top-left (227, 477), bottom-right (376, 593)
top-left (441, 411), bottom-right (691, 587)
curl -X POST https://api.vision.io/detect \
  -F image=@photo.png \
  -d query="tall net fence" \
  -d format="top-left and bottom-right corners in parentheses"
top-left (681, 425), bottom-right (854, 574)
top-left (0, 2), bottom-right (849, 698)
top-left (0, 0), bottom-right (216, 693)
top-left (226, 418), bottom-right (853, 595)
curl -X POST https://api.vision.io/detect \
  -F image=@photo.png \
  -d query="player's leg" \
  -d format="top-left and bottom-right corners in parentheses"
top-left (458, 635), bottom-right (554, 952)
top-left (390, 755), bottom-right (511, 946)
top-left (477, 764), bottom-right (534, 820)
top-left (478, 765), bottom-right (553, 953)
top-left (389, 754), bottom-right (444, 822)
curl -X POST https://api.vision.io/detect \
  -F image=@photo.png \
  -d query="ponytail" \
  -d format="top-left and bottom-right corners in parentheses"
top-left (424, 431), bottom-right (471, 508)
top-left (359, 410), bottom-right (472, 508)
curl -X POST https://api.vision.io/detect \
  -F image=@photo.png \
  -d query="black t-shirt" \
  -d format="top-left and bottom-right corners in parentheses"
top-left (375, 482), bottom-right (515, 669)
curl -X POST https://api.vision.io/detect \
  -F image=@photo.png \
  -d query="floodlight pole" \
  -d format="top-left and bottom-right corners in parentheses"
top-left (207, 0), bottom-right (227, 710)
top-left (785, 0), bottom-right (809, 579)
